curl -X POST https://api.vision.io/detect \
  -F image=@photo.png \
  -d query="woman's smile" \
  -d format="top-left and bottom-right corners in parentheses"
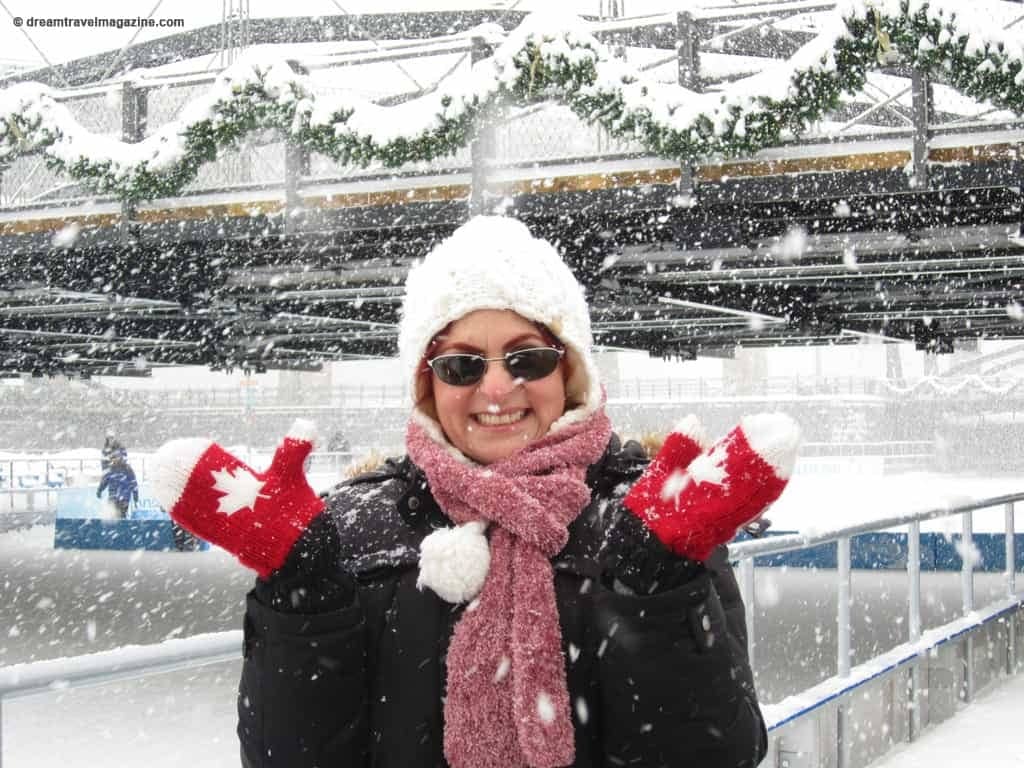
top-left (473, 409), bottom-right (528, 427)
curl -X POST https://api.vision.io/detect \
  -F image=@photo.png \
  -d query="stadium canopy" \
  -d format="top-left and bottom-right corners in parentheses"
top-left (0, 0), bottom-right (1022, 377)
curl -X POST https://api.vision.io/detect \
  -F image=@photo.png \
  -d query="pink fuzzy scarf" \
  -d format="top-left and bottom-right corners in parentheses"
top-left (405, 407), bottom-right (612, 768)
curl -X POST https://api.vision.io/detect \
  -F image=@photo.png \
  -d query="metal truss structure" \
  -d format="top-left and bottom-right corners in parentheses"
top-left (0, 1), bottom-right (1022, 377)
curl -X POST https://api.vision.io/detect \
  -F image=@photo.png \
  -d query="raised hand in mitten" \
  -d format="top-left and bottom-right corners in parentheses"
top-left (624, 413), bottom-right (800, 562)
top-left (151, 419), bottom-right (326, 580)
top-left (623, 414), bottom-right (709, 515)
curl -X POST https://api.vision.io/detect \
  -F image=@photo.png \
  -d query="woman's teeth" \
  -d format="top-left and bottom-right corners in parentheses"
top-left (475, 410), bottom-right (526, 426)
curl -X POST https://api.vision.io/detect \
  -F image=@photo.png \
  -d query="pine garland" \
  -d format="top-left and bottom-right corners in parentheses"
top-left (0, 1), bottom-right (1020, 204)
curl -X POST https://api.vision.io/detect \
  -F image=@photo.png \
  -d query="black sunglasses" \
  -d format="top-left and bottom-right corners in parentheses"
top-left (426, 346), bottom-right (565, 387)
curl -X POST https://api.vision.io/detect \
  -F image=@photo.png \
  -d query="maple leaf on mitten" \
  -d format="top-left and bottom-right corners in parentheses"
top-left (625, 413), bottom-right (800, 562)
top-left (150, 419), bottom-right (326, 579)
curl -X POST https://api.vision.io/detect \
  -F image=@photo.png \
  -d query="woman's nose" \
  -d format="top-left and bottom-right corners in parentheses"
top-left (476, 359), bottom-right (519, 400)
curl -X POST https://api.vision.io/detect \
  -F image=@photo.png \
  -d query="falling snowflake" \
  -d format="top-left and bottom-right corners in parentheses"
top-left (494, 656), bottom-right (511, 683)
top-left (842, 245), bottom-right (859, 271)
top-left (51, 222), bottom-right (81, 249)
top-left (211, 467), bottom-right (266, 515)
top-left (954, 538), bottom-right (982, 569)
top-left (536, 692), bottom-right (555, 724)
top-left (575, 697), bottom-right (589, 725)
top-left (772, 226), bottom-right (807, 262)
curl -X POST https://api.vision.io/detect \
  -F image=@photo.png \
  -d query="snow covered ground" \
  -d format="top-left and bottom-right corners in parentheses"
top-left (769, 471), bottom-right (1024, 535)
top-left (874, 673), bottom-right (1024, 767)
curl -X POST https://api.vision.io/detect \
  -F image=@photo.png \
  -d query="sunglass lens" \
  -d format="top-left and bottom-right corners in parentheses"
top-left (506, 348), bottom-right (561, 381)
top-left (432, 355), bottom-right (486, 386)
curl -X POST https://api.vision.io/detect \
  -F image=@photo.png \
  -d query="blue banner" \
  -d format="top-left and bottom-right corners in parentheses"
top-left (57, 484), bottom-right (168, 520)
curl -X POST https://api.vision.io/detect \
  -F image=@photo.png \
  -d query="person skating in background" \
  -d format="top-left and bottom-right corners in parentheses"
top-left (101, 431), bottom-right (126, 471)
top-left (97, 451), bottom-right (139, 519)
top-left (151, 216), bottom-right (801, 768)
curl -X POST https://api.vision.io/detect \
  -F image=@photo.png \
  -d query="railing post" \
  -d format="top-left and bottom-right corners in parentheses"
top-left (1007, 502), bottom-right (1017, 598)
top-left (739, 556), bottom-right (756, 670)
top-left (838, 536), bottom-right (852, 677)
top-left (908, 521), bottom-right (922, 642)
top-left (470, 35), bottom-right (495, 217)
top-left (836, 534), bottom-right (852, 768)
top-left (1007, 502), bottom-right (1018, 675)
top-left (962, 510), bottom-right (975, 615)
top-left (962, 510), bottom-right (975, 702)
top-left (908, 520), bottom-right (922, 740)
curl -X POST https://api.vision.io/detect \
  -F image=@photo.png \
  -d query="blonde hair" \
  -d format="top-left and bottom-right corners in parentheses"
top-left (342, 450), bottom-right (388, 480)
top-left (633, 431), bottom-right (667, 459)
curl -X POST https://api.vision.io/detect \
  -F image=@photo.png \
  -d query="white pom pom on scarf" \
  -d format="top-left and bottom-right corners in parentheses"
top-left (417, 521), bottom-right (491, 604)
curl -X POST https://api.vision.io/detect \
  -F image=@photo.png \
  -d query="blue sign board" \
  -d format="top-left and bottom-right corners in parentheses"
top-left (54, 483), bottom-right (207, 552)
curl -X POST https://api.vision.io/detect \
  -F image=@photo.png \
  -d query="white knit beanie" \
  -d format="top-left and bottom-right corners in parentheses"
top-left (398, 216), bottom-right (601, 426)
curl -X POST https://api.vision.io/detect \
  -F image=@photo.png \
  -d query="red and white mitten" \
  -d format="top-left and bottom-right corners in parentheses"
top-left (623, 414), bottom-right (709, 515)
top-left (625, 413), bottom-right (800, 562)
top-left (150, 419), bottom-right (325, 579)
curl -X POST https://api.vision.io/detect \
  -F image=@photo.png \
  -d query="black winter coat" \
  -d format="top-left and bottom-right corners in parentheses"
top-left (238, 436), bottom-right (767, 768)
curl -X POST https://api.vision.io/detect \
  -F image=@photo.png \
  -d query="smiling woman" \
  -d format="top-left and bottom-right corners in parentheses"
top-left (426, 310), bottom-right (568, 465)
top-left (151, 214), bottom-right (802, 768)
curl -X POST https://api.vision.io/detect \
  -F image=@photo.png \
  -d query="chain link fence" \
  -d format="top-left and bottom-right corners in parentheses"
top-left (2, 5), bottom-right (1021, 213)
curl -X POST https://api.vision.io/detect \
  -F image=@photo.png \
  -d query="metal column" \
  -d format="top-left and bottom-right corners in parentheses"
top-left (910, 68), bottom-right (932, 189)
top-left (469, 35), bottom-right (496, 217)
top-left (284, 141), bottom-right (310, 234)
top-left (120, 82), bottom-right (148, 243)
top-left (676, 10), bottom-right (701, 199)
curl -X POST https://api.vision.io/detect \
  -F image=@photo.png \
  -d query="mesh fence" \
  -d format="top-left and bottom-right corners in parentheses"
top-left (494, 103), bottom-right (643, 164)
top-left (144, 81), bottom-right (212, 133)
top-left (186, 140), bottom-right (286, 191)
top-left (63, 91), bottom-right (122, 135)
top-left (1, 92), bottom-right (122, 207)
top-left (0, 156), bottom-right (80, 208)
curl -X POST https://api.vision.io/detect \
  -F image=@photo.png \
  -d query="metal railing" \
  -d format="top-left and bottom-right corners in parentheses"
top-left (4, 375), bottom-right (1020, 414)
top-left (0, 491), bottom-right (1020, 766)
top-left (730, 492), bottom-right (1023, 767)
top-left (0, 450), bottom-right (356, 512)
top-left (0, 452), bottom-right (357, 530)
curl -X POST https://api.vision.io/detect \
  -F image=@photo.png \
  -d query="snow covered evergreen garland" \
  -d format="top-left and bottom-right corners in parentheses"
top-left (0, 1), bottom-right (1021, 204)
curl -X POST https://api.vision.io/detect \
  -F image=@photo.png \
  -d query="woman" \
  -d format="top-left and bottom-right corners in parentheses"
top-left (152, 216), bottom-right (799, 768)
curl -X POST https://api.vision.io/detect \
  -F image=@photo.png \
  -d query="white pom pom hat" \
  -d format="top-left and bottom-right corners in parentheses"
top-left (398, 216), bottom-right (601, 427)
